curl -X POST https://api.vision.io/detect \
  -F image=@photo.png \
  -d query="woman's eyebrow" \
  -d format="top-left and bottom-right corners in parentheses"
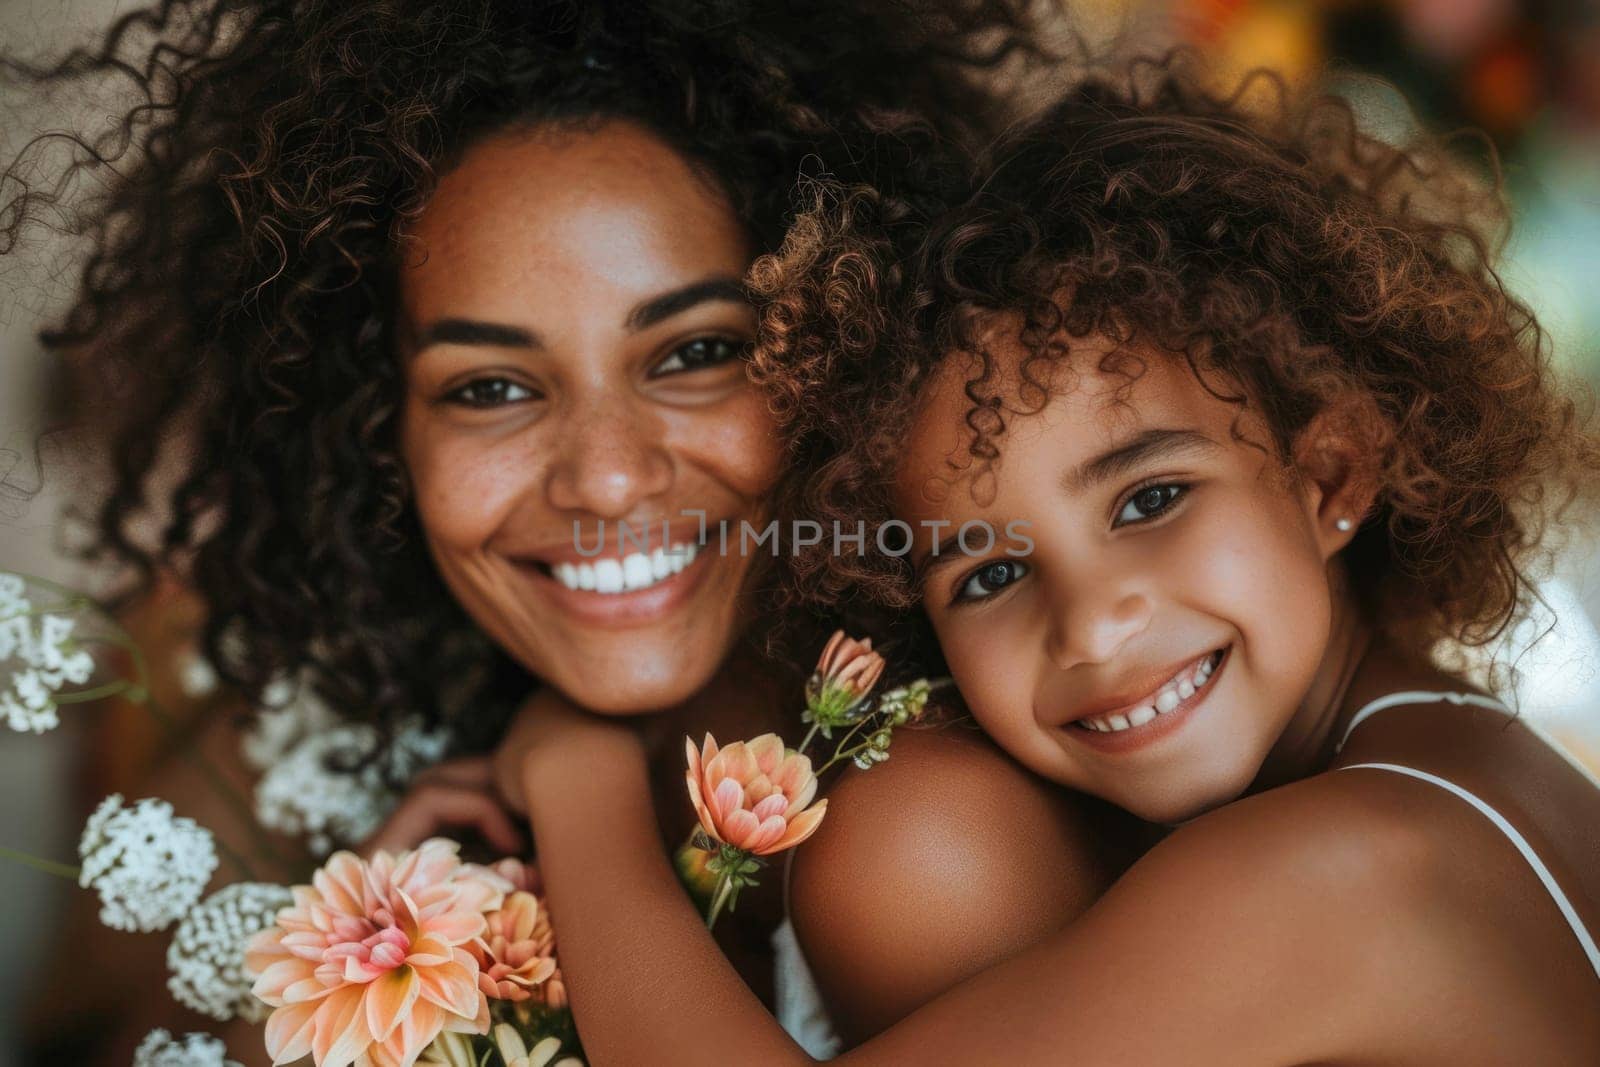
top-left (1065, 428), bottom-right (1218, 492)
top-left (624, 277), bottom-right (749, 332)
top-left (415, 318), bottom-right (542, 351)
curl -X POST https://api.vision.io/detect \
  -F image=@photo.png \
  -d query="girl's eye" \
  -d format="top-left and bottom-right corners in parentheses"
top-left (954, 559), bottom-right (1031, 604)
top-left (444, 377), bottom-right (537, 408)
top-left (1115, 484), bottom-right (1186, 526)
top-left (652, 337), bottom-right (750, 377)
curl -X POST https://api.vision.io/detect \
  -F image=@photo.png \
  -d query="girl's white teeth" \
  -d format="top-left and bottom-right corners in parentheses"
top-left (551, 543), bottom-right (698, 594)
top-left (1076, 650), bottom-right (1222, 734)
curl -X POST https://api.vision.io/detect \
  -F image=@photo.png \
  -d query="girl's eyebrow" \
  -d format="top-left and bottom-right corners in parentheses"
top-left (1065, 428), bottom-right (1218, 492)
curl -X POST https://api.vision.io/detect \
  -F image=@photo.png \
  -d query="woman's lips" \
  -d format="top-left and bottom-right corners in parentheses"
top-left (1060, 646), bottom-right (1230, 755)
top-left (512, 538), bottom-right (719, 629)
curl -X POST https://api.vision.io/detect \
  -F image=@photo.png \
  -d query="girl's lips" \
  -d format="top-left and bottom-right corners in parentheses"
top-left (1061, 646), bottom-right (1231, 756)
top-left (514, 542), bottom-right (719, 629)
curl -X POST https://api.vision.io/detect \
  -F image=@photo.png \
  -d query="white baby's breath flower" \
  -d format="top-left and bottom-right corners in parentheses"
top-left (0, 573), bottom-right (29, 617)
top-left (178, 648), bottom-right (220, 699)
top-left (253, 717), bottom-right (450, 855)
top-left (0, 576), bottom-right (96, 734)
top-left (78, 794), bottom-right (219, 932)
top-left (133, 1028), bottom-right (241, 1067)
top-left (167, 881), bottom-right (293, 1021)
top-left (239, 671), bottom-right (342, 772)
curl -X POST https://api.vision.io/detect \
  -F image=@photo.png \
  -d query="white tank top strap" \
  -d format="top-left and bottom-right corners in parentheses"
top-left (1334, 689), bottom-right (1511, 754)
top-left (1339, 760), bottom-right (1600, 980)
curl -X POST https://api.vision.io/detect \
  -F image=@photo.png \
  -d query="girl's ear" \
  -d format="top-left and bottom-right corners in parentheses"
top-left (1292, 398), bottom-right (1385, 561)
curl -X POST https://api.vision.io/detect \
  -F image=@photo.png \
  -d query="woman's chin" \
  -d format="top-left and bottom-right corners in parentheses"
top-left (536, 648), bottom-right (727, 716)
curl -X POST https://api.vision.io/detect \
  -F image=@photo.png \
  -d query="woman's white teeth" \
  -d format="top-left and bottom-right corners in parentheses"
top-left (551, 543), bottom-right (698, 594)
top-left (1076, 650), bottom-right (1222, 734)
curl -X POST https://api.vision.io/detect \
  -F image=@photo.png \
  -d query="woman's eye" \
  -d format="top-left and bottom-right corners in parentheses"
top-left (444, 377), bottom-right (537, 408)
top-left (1115, 484), bottom-right (1186, 526)
top-left (652, 337), bottom-right (750, 377)
top-left (954, 559), bottom-right (1030, 603)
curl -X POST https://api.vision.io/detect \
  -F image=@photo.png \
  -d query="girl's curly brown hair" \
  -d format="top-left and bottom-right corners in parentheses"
top-left (1, 0), bottom-right (1047, 752)
top-left (751, 54), bottom-right (1598, 676)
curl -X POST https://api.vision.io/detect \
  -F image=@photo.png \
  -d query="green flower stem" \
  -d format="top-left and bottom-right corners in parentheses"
top-left (798, 722), bottom-right (822, 755)
top-left (4, 599), bottom-right (94, 621)
top-left (706, 870), bottom-right (738, 932)
top-left (53, 680), bottom-right (136, 705)
top-left (814, 715), bottom-right (879, 775)
top-left (2, 570), bottom-right (97, 607)
top-left (0, 844), bottom-right (80, 881)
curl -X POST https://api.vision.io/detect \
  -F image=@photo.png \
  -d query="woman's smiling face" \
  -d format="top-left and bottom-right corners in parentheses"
top-left (398, 121), bottom-right (781, 714)
top-left (895, 332), bottom-right (1345, 824)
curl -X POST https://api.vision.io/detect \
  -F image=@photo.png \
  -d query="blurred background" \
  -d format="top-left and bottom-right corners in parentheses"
top-left (1, 0), bottom-right (1597, 1064)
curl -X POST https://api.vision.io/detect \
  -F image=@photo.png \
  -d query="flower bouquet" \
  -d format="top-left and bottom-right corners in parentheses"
top-left (2, 568), bottom-right (933, 1065)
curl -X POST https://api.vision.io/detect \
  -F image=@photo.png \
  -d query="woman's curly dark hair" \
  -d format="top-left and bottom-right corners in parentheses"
top-left (1, 0), bottom-right (1046, 752)
top-left (751, 54), bottom-right (1598, 676)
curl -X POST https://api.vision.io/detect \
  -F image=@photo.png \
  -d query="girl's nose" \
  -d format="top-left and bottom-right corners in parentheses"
top-left (1043, 570), bottom-right (1153, 671)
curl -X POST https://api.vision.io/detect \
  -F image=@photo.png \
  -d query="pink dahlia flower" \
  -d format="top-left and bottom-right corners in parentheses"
top-left (245, 839), bottom-right (506, 1067)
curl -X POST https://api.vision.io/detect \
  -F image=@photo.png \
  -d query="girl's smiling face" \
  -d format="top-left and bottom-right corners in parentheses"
top-left (896, 332), bottom-right (1360, 824)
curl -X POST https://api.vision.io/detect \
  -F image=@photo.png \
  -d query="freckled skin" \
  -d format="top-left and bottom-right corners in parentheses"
top-left (896, 335), bottom-right (1351, 824)
top-left (397, 122), bottom-right (781, 714)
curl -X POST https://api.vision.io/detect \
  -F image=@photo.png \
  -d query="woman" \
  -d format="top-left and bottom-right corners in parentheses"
top-left (5, 1), bottom-right (1134, 1061)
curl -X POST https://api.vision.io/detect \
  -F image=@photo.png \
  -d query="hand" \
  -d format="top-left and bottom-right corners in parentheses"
top-left (360, 755), bottom-right (525, 858)
top-left (493, 687), bottom-right (646, 815)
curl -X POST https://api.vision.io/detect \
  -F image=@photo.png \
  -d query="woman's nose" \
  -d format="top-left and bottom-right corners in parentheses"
top-left (543, 399), bottom-right (674, 518)
top-left (1043, 569), bottom-right (1153, 671)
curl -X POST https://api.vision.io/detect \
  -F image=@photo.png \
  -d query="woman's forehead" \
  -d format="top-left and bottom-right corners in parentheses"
top-left (397, 122), bottom-right (749, 320)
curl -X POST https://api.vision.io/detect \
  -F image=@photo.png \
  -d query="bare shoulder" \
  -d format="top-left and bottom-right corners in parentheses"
top-left (842, 773), bottom-right (1522, 1066)
top-left (1083, 771), bottom-right (1503, 1059)
top-left (789, 724), bottom-right (1140, 1042)
top-left (1146, 770), bottom-right (1456, 934)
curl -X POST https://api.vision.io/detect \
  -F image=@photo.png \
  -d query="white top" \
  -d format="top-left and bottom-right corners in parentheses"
top-left (773, 917), bottom-right (842, 1059)
top-left (1336, 690), bottom-right (1600, 980)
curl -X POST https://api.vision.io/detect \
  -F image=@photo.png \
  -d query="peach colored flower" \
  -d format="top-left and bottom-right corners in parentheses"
top-left (470, 891), bottom-right (557, 1003)
top-left (245, 838), bottom-right (506, 1067)
top-left (482, 858), bottom-right (544, 896)
top-left (804, 631), bottom-right (886, 735)
top-left (468, 860), bottom-right (567, 1009)
top-left (685, 734), bottom-right (828, 856)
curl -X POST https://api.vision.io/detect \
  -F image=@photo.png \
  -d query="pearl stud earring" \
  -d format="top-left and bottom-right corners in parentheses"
top-left (1335, 517), bottom-right (1354, 532)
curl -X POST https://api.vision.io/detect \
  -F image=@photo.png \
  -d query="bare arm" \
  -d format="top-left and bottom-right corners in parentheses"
top-left (522, 712), bottom-right (1455, 1066)
top-left (788, 727), bottom-right (1141, 1043)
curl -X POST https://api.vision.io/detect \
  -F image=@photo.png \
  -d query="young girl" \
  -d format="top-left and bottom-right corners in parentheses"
top-left (506, 60), bottom-right (1600, 1063)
